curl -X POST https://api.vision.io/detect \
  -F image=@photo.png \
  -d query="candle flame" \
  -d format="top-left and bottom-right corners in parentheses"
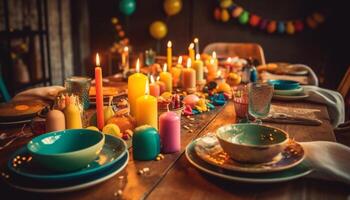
top-left (145, 80), bottom-right (149, 95)
top-left (177, 56), bottom-right (183, 65)
top-left (187, 58), bottom-right (192, 68)
top-left (196, 54), bottom-right (200, 61)
top-left (96, 53), bottom-right (100, 66)
top-left (212, 51), bottom-right (217, 60)
top-left (227, 57), bottom-right (232, 62)
top-left (136, 58), bottom-right (140, 73)
top-left (163, 63), bottom-right (167, 72)
top-left (188, 43), bottom-right (194, 50)
top-left (217, 70), bottom-right (222, 77)
top-left (123, 46), bottom-right (129, 52)
top-left (156, 76), bottom-right (160, 81)
top-left (194, 38), bottom-right (198, 43)
top-left (150, 75), bottom-right (155, 83)
top-left (167, 41), bottom-right (172, 48)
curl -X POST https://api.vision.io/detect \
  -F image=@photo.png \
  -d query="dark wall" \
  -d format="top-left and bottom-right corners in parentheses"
top-left (88, 0), bottom-right (349, 89)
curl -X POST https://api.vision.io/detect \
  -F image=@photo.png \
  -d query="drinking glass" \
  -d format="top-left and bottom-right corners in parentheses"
top-left (233, 85), bottom-right (249, 122)
top-left (65, 76), bottom-right (91, 110)
top-left (248, 82), bottom-right (274, 124)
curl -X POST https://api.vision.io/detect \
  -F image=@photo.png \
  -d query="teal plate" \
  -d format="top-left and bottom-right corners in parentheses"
top-left (3, 152), bottom-right (129, 193)
top-left (7, 134), bottom-right (127, 182)
top-left (186, 138), bottom-right (313, 183)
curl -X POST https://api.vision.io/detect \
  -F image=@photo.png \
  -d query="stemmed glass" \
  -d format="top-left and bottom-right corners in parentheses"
top-left (248, 82), bottom-right (274, 124)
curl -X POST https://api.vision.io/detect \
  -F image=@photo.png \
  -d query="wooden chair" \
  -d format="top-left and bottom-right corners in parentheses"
top-left (203, 43), bottom-right (266, 65)
top-left (0, 64), bottom-right (11, 102)
top-left (337, 66), bottom-right (350, 98)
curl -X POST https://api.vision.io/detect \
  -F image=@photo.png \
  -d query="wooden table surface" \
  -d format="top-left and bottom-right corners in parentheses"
top-left (0, 80), bottom-right (349, 199)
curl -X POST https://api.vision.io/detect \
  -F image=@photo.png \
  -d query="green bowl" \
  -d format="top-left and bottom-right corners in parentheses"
top-left (27, 129), bottom-right (105, 172)
top-left (216, 124), bottom-right (289, 163)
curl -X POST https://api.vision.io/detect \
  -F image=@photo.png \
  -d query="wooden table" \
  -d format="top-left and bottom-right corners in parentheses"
top-left (0, 83), bottom-right (349, 199)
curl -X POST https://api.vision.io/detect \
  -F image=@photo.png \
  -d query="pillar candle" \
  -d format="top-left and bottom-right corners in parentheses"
top-left (188, 43), bottom-right (195, 62)
top-left (136, 81), bottom-right (158, 129)
top-left (194, 38), bottom-right (200, 55)
top-left (159, 111), bottom-right (180, 153)
top-left (167, 41), bottom-right (172, 70)
top-left (171, 56), bottom-right (183, 87)
top-left (159, 64), bottom-right (173, 93)
top-left (149, 75), bottom-right (160, 97)
top-left (206, 58), bottom-right (218, 82)
top-left (95, 53), bottom-right (105, 130)
top-left (128, 59), bottom-right (148, 117)
top-left (193, 54), bottom-right (204, 83)
top-left (156, 76), bottom-right (166, 94)
top-left (182, 58), bottom-right (196, 92)
top-left (132, 125), bottom-right (160, 160)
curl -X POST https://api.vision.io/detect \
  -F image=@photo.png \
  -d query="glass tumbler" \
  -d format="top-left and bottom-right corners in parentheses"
top-left (65, 76), bottom-right (92, 110)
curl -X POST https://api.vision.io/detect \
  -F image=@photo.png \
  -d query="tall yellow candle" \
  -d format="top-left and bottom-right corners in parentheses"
top-left (188, 43), bottom-right (195, 62)
top-left (136, 81), bottom-right (158, 129)
top-left (193, 54), bottom-right (204, 84)
top-left (167, 41), bottom-right (172, 70)
top-left (182, 58), bottom-right (196, 93)
top-left (171, 56), bottom-right (183, 87)
top-left (159, 63), bottom-right (173, 93)
top-left (128, 59), bottom-right (148, 117)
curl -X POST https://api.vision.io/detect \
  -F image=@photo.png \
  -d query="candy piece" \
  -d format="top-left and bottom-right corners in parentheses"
top-left (183, 105), bottom-right (193, 116)
top-left (192, 109), bottom-right (200, 115)
top-left (216, 82), bottom-right (231, 93)
top-left (207, 103), bottom-right (215, 110)
top-left (183, 94), bottom-right (200, 108)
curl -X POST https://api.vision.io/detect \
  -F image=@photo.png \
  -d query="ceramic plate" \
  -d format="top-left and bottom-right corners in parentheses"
top-left (194, 135), bottom-right (305, 173)
top-left (186, 139), bottom-right (313, 183)
top-left (0, 119), bottom-right (32, 126)
top-left (0, 102), bottom-right (46, 121)
top-left (8, 134), bottom-right (127, 182)
top-left (274, 87), bottom-right (303, 96)
top-left (3, 152), bottom-right (128, 193)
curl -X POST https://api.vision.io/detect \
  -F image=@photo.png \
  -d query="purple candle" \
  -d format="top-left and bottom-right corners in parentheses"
top-left (159, 111), bottom-right (181, 153)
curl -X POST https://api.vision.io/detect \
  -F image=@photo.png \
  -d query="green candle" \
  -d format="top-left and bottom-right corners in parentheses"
top-left (132, 125), bottom-right (160, 160)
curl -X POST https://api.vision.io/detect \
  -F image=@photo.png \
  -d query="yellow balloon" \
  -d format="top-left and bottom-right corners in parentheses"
top-left (164, 0), bottom-right (182, 16)
top-left (221, 9), bottom-right (230, 22)
top-left (149, 21), bottom-right (168, 40)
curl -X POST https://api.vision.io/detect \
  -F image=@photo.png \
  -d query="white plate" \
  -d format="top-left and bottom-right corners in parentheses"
top-left (4, 152), bottom-right (129, 193)
top-left (186, 139), bottom-right (313, 183)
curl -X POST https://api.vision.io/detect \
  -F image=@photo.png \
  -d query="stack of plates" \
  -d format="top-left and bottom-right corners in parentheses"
top-left (2, 134), bottom-right (128, 193)
top-left (186, 135), bottom-right (313, 183)
top-left (0, 102), bottom-right (47, 126)
top-left (268, 80), bottom-right (309, 101)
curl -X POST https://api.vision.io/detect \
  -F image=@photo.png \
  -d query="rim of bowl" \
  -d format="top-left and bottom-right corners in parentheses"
top-left (268, 79), bottom-right (300, 86)
top-left (27, 129), bottom-right (105, 156)
top-left (216, 124), bottom-right (289, 148)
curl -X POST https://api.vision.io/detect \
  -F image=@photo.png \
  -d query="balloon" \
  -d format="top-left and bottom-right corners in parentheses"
top-left (294, 20), bottom-right (304, 32)
top-left (149, 21), bottom-right (168, 40)
top-left (277, 21), bottom-right (285, 33)
top-left (238, 11), bottom-right (249, 24)
top-left (221, 9), bottom-right (230, 22)
top-left (232, 6), bottom-right (243, 18)
top-left (306, 17), bottom-right (317, 29)
top-left (259, 19), bottom-right (268, 30)
top-left (312, 12), bottom-right (325, 23)
top-left (220, 0), bottom-right (233, 9)
top-left (249, 14), bottom-right (261, 27)
top-left (164, 0), bottom-right (182, 16)
top-left (286, 21), bottom-right (295, 34)
top-left (214, 8), bottom-right (221, 20)
top-left (267, 21), bottom-right (277, 33)
top-left (119, 0), bottom-right (136, 16)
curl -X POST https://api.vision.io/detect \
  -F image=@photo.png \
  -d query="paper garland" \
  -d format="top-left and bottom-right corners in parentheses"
top-left (214, 0), bottom-right (325, 35)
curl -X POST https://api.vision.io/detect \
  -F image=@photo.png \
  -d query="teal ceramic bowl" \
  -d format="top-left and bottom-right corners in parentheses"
top-left (268, 80), bottom-right (300, 90)
top-left (27, 129), bottom-right (105, 172)
top-left (216, 124), bottom-right (289, 163)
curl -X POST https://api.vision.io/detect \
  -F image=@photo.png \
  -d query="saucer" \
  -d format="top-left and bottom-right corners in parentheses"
top-left (194, 135), bottom-right (305, 173)
top-left (8, 134), bottom-right (126, 182)
top-left (186, 139), bottom-right (312, 183)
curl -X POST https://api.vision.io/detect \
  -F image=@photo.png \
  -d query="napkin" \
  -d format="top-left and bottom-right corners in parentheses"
top-left (260, 64), bottom-right (319, 86)
top-left (11, 86), bottom-right (65, 103)
top-left (301, 141), bottom-right (350, 184)
top-left (303, 86), bottom-right (345, 127)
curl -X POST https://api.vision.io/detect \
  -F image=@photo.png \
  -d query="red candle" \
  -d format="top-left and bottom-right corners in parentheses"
top-left (95, 53), bottom-right (104, 130)
top-left (149, 75), bottom-right (160, 97)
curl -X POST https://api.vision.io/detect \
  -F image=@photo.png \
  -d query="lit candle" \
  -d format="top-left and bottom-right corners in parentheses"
top-left (193, 53), bottom-right (204, 84)
top-left (95, 53), bottom-right (105, 130)
top-left (156, 76), bottom-right (166, 94)
top-left (122, 46), bottom-right (129, 69)
top-left (188, 43), bottom-right (195, 62)
top-left (206, 57), bottom-right (218, 82)
top-left (159, 63), bottom-right (173, 93)
top-left (171, 56), bottom-right (183, 87)
top-left (159, 111), bottom-right (180, 153)
top-left (136, 80), bottom-right (158, 129)
top-left (182, 58), bottom-right (196, 93)
top-left (149, 75), bottom-right (160, 97)
top-left (167, 41), bottom-right (172, 70)
top-left (128, 59), bottom-right (148, 117)
top-left (194, 38), bottom-right (200, 55)
top-left (212, 51), bottom-right (218, 65)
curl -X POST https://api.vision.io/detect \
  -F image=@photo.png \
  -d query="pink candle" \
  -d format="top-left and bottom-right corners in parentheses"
top-left (149, 75), bottom-right (160, 97)
top-left (159, 111), bottom-right (180, 153)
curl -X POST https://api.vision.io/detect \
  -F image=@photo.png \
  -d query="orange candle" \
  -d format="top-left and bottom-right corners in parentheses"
top-left (188, 43), bottom-right (195, 62)
top-left (159, 63), bottom-right (173, 93)
top-left (171, 56), bottom-right (183, 87)
top-left (167, 41), bottom-right (172, 70)
top-left (95, 53), bottom-right (104, 130)
top-left (149, 75), bottom-right (160, 97)
top-left (156, 76), bottom-right (166, 94)
top-left (182, 58), bottom-right (196, 93)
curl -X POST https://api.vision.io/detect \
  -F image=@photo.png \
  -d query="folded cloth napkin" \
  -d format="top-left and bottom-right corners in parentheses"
top-left (303, 86), bottom-right (345, 127)
top-left (261, 64), bottom-right (319, 86)
top-left (302, 141), bottom-right (350, 184)
top-left (11, 86), bottom-right (65, 103)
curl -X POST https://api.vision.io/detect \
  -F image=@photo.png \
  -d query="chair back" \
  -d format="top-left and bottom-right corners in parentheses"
top-left (337, 66), bottom-right (350, 98)
top-left (203, 43), bottom-right (266, 65)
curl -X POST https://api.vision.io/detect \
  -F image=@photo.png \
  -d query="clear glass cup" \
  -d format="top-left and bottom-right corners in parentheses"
top-left (233, 85), bottom-right (249, 120)
top-left (64, 76), bottom-right (91, 110)
top-left (248, 82), bottom-right (274, 124)
top-left (145, 49), bottom-right (156, 66)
